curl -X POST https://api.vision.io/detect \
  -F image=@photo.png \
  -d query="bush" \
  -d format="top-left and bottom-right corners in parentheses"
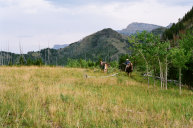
top-left (67, 59), bottom-right (98, 68)
top-left (119, 54), bottom-right (129, 66)
top-left (34, 58), bottom-right (43, 66)
top-left (67, 59), bottom-right (80, 67)
top-left (19, 56), bottom-right (25, 65)
top-left (110, 61), bottom-right (119, 68)
top-left (79, 59), bottom-right (88, 68)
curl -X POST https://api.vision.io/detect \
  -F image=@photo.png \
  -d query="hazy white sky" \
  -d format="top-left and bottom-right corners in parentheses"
top-left (0, 0), bottom-right (192, 53)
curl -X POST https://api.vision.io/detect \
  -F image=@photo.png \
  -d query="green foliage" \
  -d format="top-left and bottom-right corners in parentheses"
top-left (161, 7), bottom-right (193, 87)
top-left (119, 54), bottom-right (129, 66)
top-left (19, 56), bottom-right (25, 65)
top-left (67, 59), bottom-right (81, 67)
top-left (128, 31), bottom-right (162, 73)
top-left (87, 59), bottom-right (96, 67)
top-left (8, 61), bottom-right (13, 66)
top-left (182, 6), bottom-right (193, 22)
top-left (169, 48), bottom-right (190, 68)
top-left (163, 7), bottom-right (192, 40)
top-left (110, 61), bottom-right (119, 68)
top-left (34, 58), bottom-right (43, 66)
top-left (27, 58), bottom-right (33, 66)
top-left (163, 22), bottom-right (185, 40)
top-left (128, 28), bottom-right (192, 87)
top-left (23, 58), bottom-right (44, 66)
top-left (79, 59), bottom-right (88, 68)
top-left (168, 30), bottom-right (193, 87)
top-left (179, 30), bottom-right (193, 55)
top-left (67, 59), bottom-right (97, 68)
top-left (151, 27), bottom-right (166, 36)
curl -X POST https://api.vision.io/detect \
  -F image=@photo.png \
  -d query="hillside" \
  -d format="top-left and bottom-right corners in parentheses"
top-left (151, 27), bottom-right (166, 36)
top-left (56, 28), bottom-right (130, 64)
top-left (151, 23), bottom-right (173, 36)
top-left (161, 6), bottom-right (193, 86)
top-left (118, 22), bottom-right (162, 35)
top-left (0, 66), bottom-right (192, 127)
top-left (163, 6), bottom-right (193, 40)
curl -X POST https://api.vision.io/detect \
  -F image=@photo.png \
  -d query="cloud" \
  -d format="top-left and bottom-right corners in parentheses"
top-left (45, 0), bottom-right (143, 6)
top-left (157, 0), bottom-right (193, 6)
top-left (45, 0), bottom-right (193, 6)
top-left (0, 0), bottom-right (192, 53)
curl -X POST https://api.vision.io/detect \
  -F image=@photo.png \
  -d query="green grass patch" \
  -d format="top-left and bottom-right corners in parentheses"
top-left (0, 66), bottom-right (192, 127)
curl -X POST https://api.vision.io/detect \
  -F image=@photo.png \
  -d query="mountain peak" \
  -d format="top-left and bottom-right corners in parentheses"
top-left (101, 28), bottom-right (114, 31)
top-left (118, 22), bottom-right (163, 35)
top-left (91, 28), bottom-right (123, 39)
top-left (96, 28), bottom-right (117, 34)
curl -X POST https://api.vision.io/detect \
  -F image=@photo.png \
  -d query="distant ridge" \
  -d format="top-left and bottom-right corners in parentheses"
top-left (118, 22), bottom-right (163, 35)
top-left (53, 44), bottom-right (69, 49)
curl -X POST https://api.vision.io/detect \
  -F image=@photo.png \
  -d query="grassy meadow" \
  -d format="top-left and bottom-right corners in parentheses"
top-left (0, 66), bottom-right (192, 127)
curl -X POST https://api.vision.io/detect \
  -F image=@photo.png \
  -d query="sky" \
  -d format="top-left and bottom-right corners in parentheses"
top-left (0, 0), bottom-right (192, 53)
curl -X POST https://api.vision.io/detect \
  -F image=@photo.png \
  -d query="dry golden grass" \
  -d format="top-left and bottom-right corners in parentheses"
top-left (0, 66), bottom-right (192, 127)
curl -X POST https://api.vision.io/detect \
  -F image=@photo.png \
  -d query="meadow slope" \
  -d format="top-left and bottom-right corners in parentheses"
top-left (0, 67), bottom-right (192, 127)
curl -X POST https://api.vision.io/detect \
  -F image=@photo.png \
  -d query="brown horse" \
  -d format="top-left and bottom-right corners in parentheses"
top-left (125, 63), bottom-right (133, 76)
top-left (100, 61), bottom-right (109, 73)
top-left (120, 63), bottom-right (133, 76)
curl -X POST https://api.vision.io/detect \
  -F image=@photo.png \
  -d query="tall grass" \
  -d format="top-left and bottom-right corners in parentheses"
top-left (0, 66), bottom-right (192, 127)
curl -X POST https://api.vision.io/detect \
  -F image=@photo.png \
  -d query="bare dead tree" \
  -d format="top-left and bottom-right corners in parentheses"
top-left (45, 47), bottom-right (47, 65)
top-left (39, 43), bottom-right (41, 59)
top-left (10, 53), bottom-right (12, 65)
top-left (47, 43), bottom-right (50, 65)
top-left (0, 48), bottom-right (3, 65)
top-left (19, 42), bottom-right (26, 64)
top-left (0, 42), bottom-right (1, 65)
top-left (1, 47), bottom-right (4, 65)
top-left (7, 42), bottom-right (10, 65)
top-left (1, 43), bottom-right (4, 65)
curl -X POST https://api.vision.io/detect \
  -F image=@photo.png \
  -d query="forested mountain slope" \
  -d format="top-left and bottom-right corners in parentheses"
top-left (57, 28), bottom-right (130, 64)
top-left (163, 6), bottom-right (193, 41)
top-left (162, 6), bottom-right (193, 86)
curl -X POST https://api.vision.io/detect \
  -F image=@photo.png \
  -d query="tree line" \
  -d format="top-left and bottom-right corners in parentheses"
top-left (128, 30), bottom-right (193, 93)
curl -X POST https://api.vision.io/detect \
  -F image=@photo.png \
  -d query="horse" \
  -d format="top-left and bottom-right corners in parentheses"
top-left (100, 61), bottom-right (109, 73)
top-left (120, 63), bottom-right (133, 76)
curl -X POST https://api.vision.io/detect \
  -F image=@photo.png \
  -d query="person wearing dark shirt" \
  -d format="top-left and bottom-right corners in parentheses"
top-left (125, 59), bottom-right (131, 72)
top-left (125, 59), bottom-right (130, 65)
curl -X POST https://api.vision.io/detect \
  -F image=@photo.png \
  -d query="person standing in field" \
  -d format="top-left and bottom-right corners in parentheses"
top-left (100, 60), bottom-right (108, 73)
